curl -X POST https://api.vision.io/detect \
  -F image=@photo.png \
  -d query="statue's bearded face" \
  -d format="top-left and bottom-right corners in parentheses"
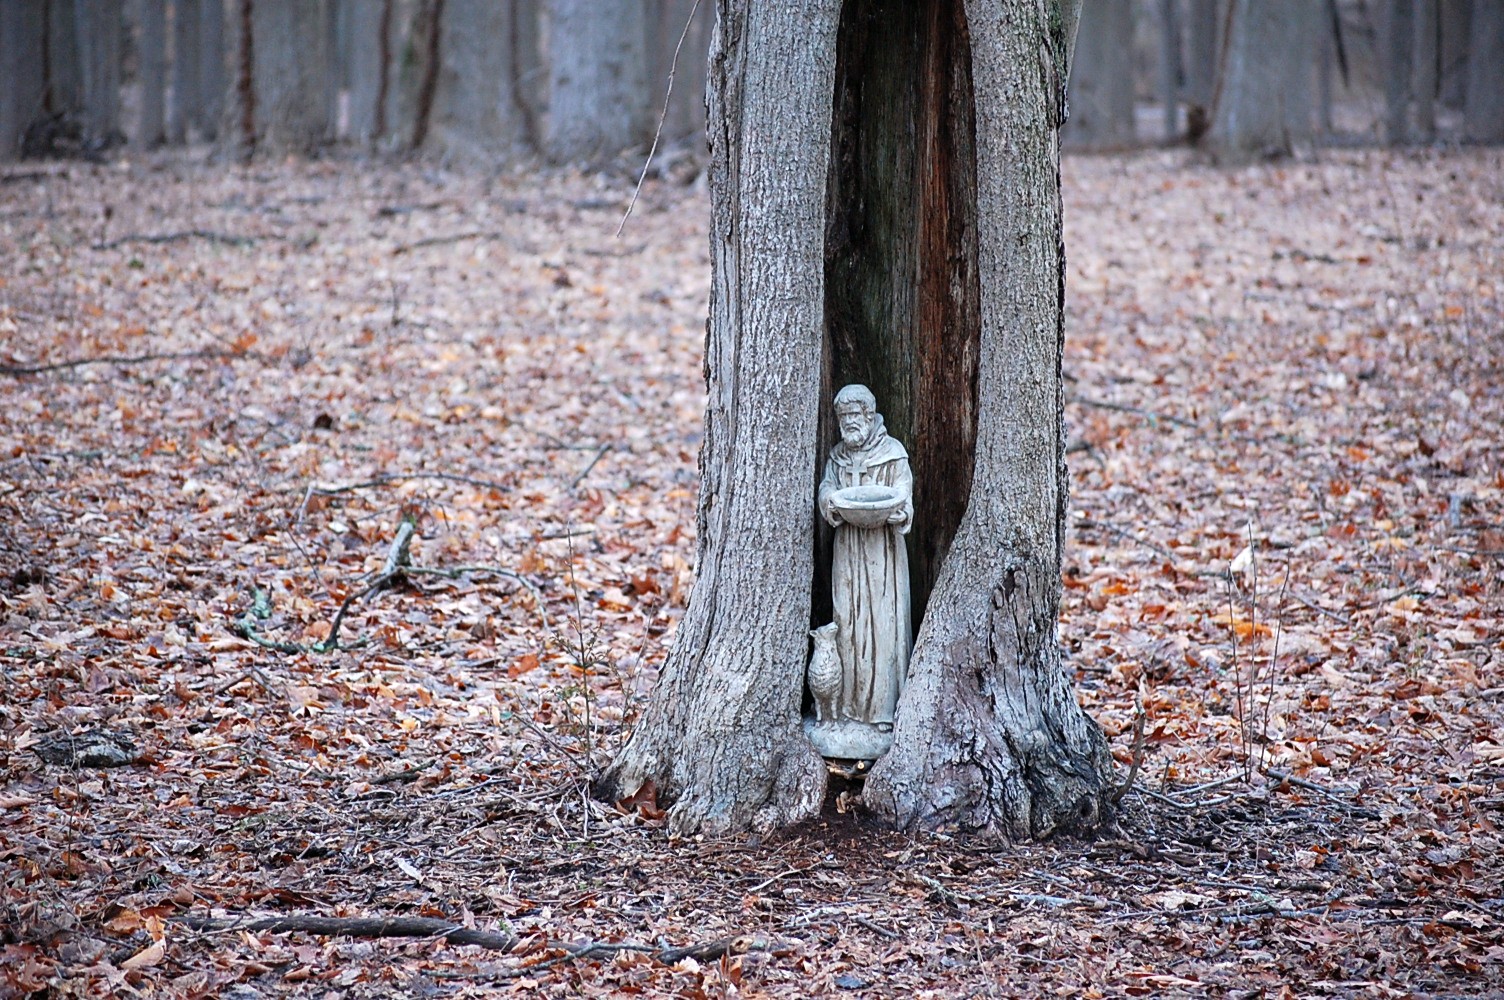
top-left (838, 405), bottom-right (871, 447)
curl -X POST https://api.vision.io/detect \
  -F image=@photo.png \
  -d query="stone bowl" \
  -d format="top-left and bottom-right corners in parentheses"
top-left (829, 484), bottom-right (904, 529)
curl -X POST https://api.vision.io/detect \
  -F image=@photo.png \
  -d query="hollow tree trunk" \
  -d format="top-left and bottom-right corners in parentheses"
top-left (0, 0), bottom-right (47, 161)
top-left (135, 0), bottom-right (166, 148)
top-left (1201, 0), bottom-right (1319, 162)
top-left (1464, 0), bottom-right (1504, 143)
top-left (1062, 0), bottom-right (1134, 151)
top-left (545, 0), bottom-right (650, 164)
top-left (598, 0), bottom-right (1111, 840)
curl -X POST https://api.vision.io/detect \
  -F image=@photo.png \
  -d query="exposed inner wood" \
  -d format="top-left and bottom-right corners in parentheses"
top-left (818, 0), bottom-right (980, 634)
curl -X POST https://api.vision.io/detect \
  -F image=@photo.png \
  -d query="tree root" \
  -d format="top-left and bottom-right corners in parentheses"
top-left (175, 911), bottom-right (778, 975)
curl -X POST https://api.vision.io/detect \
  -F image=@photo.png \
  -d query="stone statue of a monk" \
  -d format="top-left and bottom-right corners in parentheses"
top-left (815, 384), bottom-right (913, 741)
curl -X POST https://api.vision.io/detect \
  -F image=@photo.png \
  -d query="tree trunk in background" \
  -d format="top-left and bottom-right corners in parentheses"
top-left (647, 0), bottom-right (711, 146)
top-left (1, 1), bottom-right (47, 160)
top-left (390, 0), bottom-right (443, 151)
top-left (197, 0), bottom-right (222, 140)
top-left (135, 0), bottom-right (166, 148)
top-left (1202, 0), bottom-right (1319, 162)
top-left (1184, 0), bottom-right (1219, 140)
top-left (1464, 0), bottom-right (1504, 142)
top-left (255, 0), bottom-right (335, 154)
top-left (598, 0), bottom-right (1111, 840)
top-left (546, 0), bottom-right (650, 164)
top-left (46, 0), bottom-right (83, 117)
top-left (510, 0), bottom-right (543, 150)
top-left (427, 0), bottom-right (524, 164)
top-left (344, 0), bottom-right (389, 145)
top-left (168, 0), bottom-right (199, 143)
top-left (75, 0), bottom-right (123, 151)
top-left (1413, 1), bottom-right (1437, 141)
top-left (1439, 0), bottom-right (1470, 109)
top-left (1159, 0), bottom-right (1180, 142)
top-left (1062, 0), bottom-right (1134, 151)
top-left (1383, 0), bottom-right (1414, 145)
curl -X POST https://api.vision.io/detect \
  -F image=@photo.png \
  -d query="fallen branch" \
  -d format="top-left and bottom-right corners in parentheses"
top-left (92, 229), bottom-right (261, 250)
top-left (303, 472), bottom-right (514, 497)
top-left (1066, 394), bottom-right (1199, 429)
top-left (316, 517), bottom-right (416, 652)
top-left (177, 913), bottom-right (517, 951)
top-left (393, 230), bottom-right (510, 254)
top-left (2, 348), bottom-right (255, 377)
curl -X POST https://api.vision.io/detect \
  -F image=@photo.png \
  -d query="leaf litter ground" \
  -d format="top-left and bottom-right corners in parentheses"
top-left (0, 149), bottom-right (1500, 998)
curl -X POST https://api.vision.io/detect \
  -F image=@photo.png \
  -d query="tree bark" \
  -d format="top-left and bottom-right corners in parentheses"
top-left (74, 0), bottom-right (123, 151)
top-left (595, 0), bottom-right (843, 835)
top-left (1062, 0), bottom-right (1134, 151)
top-left (1383, 0), bottom-right (1415, 146)
top-left (1201, 0), bottom-right (1319, 162)
top-left (545, 0), bottom-right (651, 164)
top-left (1, 0), bottom-right (47, 160)
top-left (1464, 0), bottom-right (1504, 143)
top-left (600, 0), bottom-right (1111, 841)
top-left (134, 0), bottom-right (166, 148)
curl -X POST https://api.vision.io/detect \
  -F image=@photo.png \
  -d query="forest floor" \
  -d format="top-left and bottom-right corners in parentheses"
top-left (1, 147), bottom-right (1501, 999)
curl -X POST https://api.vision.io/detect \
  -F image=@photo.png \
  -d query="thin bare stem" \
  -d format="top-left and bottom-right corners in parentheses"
top-left (616, 0), bottom-right (703, 237)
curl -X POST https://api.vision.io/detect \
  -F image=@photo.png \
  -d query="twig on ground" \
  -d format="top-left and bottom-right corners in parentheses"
top-left (1066, 394), bottom-right (1199, 429)
top-left (304, 472), bottom-right (513, 497)
top-left (1263, 767), bottom-right (1355, 800)
top-left (177, 913), bottom-right (517, 950)
top-left (92, 229), bottom-right (260, 250)
top-left (2, 348), bottom-right (256, 377)
top-left (393, 230), bottom-right (511, 254)
top-left (569, 444), bottom-right (611, 490)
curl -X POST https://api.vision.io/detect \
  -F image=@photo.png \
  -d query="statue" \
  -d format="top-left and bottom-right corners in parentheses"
top-left (805, 384), bottom-right (913, 761)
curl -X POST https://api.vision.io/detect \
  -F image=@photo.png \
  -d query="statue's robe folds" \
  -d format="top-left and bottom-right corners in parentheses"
top-left (818, 427), bottom-right (913, 725)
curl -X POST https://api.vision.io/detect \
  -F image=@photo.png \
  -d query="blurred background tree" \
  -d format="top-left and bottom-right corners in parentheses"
top-left (3, 0), bottom-right (1500, 165)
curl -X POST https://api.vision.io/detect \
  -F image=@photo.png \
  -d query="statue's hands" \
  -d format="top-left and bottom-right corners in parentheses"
top-left (820, 495), bottom-right (842, 526)
top-left (887, 509), bottom-right (908, 526)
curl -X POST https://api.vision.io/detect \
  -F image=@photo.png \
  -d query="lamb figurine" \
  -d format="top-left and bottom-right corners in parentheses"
top-left (807, 623), bottom-right (842, 723)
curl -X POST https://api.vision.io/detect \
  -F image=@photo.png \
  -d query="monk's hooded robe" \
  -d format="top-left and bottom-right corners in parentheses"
top-left (818, 414), bottom-right (913, 725)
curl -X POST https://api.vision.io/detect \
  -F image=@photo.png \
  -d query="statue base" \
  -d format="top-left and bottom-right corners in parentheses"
top-left (803, 717), bottom-right (893, 761)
